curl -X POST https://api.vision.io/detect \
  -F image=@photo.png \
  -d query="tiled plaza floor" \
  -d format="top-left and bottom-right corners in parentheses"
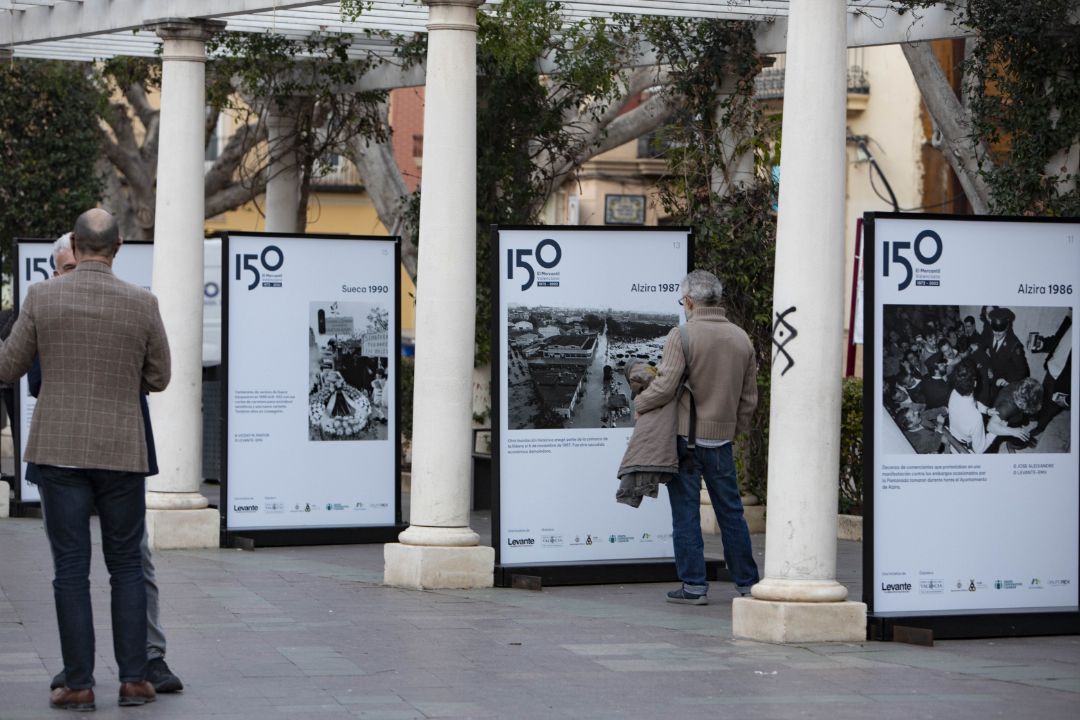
top-left (1, 487), bottom-right (1077, 719)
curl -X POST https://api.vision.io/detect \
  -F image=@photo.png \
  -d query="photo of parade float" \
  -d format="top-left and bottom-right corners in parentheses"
top-left (506, 304), bottom-right (678, 430)
top-left (308, 301), bottom-right (390, 441)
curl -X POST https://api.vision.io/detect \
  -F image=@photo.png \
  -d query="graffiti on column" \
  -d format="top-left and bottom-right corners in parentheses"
top-left (772, 306), bottom-right (798, 376)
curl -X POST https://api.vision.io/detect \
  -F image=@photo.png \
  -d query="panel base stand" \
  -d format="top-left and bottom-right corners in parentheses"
top-left (867, 612), bottom-right (1080, 640)
top-left (10, 500), bottom-right (42, 519)
top-left (494, 559), bottom-right (726, 588)
top-left (733, 598), bottom-right (867, 642)
top-left (384, 542), bottom-right (495, 589)
top-left (146, 507), bottom-right (219, 550)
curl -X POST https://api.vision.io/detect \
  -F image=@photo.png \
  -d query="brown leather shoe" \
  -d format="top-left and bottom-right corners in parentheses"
top-left (118, 681), bottom-right (156, 707)
top-left (49, 686), bottom-right (95, 711)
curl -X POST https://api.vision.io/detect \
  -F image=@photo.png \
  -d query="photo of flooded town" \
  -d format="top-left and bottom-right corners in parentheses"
top-left (506, 304), bottom-right (678, 430)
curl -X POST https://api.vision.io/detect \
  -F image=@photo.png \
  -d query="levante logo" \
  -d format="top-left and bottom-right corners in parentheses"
top-left (883, 229), bottom-right (943, 291)
top-left (507, 238), bottom-right (562, 291)
top-left (880, 582), bottom-right (912, 593)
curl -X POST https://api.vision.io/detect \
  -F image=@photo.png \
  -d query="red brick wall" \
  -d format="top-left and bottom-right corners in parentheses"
top-left (389, 87), bottom-right (425, 193)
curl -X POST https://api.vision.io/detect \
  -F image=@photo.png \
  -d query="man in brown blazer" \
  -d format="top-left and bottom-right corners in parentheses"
top-left (0, 208), bottom-right (170, 711)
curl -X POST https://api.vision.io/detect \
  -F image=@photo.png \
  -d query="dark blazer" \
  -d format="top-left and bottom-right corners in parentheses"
top-left (984, 331), bottom-right (1029, 386)
top-left (0, 262), bottom-right (170, 473)
top-left (1042, 314), bottom-right (1072, 395)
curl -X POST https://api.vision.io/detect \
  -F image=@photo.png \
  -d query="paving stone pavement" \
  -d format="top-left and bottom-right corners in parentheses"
top-left (1, 493), bottom-right (1077, 719)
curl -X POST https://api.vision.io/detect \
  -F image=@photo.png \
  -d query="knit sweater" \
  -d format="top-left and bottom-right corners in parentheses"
top-left (633, 306), bottom-right (758, 441)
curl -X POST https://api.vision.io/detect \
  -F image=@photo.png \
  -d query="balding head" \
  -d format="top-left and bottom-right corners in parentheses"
top-left (72, 208), bottom-right (120, 258)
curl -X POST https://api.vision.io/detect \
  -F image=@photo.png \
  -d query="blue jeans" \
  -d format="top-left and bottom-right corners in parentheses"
top-left (38, 466), bottom-right (148, 688)
top-left (667, 438), bottom-right (760, 594)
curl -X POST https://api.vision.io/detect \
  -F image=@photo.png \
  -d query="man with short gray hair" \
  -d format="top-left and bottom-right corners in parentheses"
top-left (0, 208), bottom-right (170, 710)
top-left (634, 269), bottom-right (760, 604)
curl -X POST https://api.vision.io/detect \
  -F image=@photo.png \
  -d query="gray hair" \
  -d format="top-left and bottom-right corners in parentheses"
top-left (72, 208), bottom-right (119, 256)
top-left (52, 232), bottom-right (72, 263)
top-left (681, 269), bottom-right (723, 307)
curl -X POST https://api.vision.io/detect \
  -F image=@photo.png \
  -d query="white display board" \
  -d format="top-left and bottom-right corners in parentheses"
top-left (14, 240), bottom-right (153, 503)
top-left (868, 215), bottom-right (1079, 618)
top-left (495, 227), bottom-right (690, 568)
top-left (223, 233), bottom-right (399, 539)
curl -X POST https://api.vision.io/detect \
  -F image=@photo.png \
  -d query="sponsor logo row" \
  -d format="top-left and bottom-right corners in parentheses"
top-left (232, 498), bottom-right (390, 515)
top-left (880, 577), bottom-right (1071, 594)
top-left (505, 530), bottom-right (672, 548)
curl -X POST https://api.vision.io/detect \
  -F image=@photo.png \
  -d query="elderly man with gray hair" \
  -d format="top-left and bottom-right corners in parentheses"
top-left (634, 269), bottom-right (760, 604)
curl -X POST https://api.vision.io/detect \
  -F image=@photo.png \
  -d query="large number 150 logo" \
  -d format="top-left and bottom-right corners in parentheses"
top-left (883, 229), bottom-right (942, 291)
top-left (25, 255), bottom-right (56, 281)
top-left (507, 238), bottom-right (561, 291)
top-left (235, 245), bottom-right (284, 291)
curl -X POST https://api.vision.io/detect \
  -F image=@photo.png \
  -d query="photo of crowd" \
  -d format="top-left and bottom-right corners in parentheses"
top-left (882, 304), bottom-right (1072, 454)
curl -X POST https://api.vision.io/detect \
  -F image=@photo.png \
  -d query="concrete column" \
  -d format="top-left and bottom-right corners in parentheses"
top-left (265, 100), bottom-right (302, 233)
top-left (143, 19), bottom-right (224, 549)
top-left (384, 0), bottom-right (493, 589)
top-left (732, 0), bottom-right (866, 642)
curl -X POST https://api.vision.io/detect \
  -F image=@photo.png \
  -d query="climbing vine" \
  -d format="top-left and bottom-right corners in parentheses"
top-left (895, 0), bottom-right (1080, 215)
top-left (634, 16), bottom-right (780, 501)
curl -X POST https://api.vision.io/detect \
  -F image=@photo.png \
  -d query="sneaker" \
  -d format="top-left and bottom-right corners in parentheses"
top-left (145, 658), bottom-right (183, 694)
top-left (666, 588), bottom-right (708, 605)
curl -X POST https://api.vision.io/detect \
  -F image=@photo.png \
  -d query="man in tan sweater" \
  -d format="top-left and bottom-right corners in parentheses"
top-left (634, 270), bottom-right (759, 605)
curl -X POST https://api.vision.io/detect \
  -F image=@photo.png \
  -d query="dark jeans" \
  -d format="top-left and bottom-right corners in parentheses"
top-left (667, 438), bottom-right (760, 593)
top-left (38, 466), bottom-right (148, 689)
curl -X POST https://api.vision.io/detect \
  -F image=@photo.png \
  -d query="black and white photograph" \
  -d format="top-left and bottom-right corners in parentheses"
top-left (881, 303), bottom-right (1072, 455)
top-left (507, 303), bottom-right (677, 430)
top-left (308, 301), bottom-right (389, 441)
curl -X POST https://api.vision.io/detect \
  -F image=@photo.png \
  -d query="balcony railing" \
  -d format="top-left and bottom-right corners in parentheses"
top-left (754, 49), bottom-right (871, 101)
top-left (311, 156), bottom-right (362, 188)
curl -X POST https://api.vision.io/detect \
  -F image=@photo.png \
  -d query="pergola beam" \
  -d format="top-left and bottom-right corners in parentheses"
top-left (755, 4), bottom-right (970, 55)
top-left (0, 0), bottom-right (329, 45)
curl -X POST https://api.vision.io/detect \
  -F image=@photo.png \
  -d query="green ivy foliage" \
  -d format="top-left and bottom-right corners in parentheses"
top-left (897, 0), bottom-right (1080, 215)
top-left (0, 60), bottom-right (104, 276)
top-left (634, 17), bottom-right (780, 502)
top-left (839, 376), bottom-right (864, 515)
top-left (470, 0), bottom-right (633, 364)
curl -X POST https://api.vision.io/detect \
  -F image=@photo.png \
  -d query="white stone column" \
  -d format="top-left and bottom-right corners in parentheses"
top-left (384, 0), bottom-right (493, 589)
top-left (732, 0), bottom-right (866, 642)
top-left (143, 19), bottom-right (224, 550)
top-left (264, 100), bottom-right (302, 233)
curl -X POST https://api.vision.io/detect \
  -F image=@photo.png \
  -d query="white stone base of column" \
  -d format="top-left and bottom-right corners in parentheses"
top-left (146, 508), bottom-right (218, 550)
top-left (732, 598), bottom-right (867, 643)
top-left (384, 543), bottom-right (494, 590)
top-left (0, 480), bottom-right (9, 518)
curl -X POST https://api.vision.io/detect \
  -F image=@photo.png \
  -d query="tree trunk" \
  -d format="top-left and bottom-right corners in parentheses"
top-left (902, 41), bottom-right (992, 214)
top-left (346, 127), bottom-right (418, 280)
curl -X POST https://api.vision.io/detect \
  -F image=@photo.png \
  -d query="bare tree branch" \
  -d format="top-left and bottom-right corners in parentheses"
top-left (206, 178), bottom-right (268, 219)
top-left (204, 120), bottom-right (265, 197)
top-left (345, 103), bottom-right (417, 280)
